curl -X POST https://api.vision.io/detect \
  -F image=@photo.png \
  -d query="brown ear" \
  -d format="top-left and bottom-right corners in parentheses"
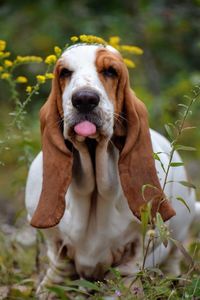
top-left (115, 84), bottom-right (175, 222)
top-left (30, 64), bottom-right (73, 228)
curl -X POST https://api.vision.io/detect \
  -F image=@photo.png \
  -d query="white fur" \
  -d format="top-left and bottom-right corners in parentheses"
top-left (25, 45), bottom-right (197, 290)
top-left (61, 45), bottom-right (114, 140)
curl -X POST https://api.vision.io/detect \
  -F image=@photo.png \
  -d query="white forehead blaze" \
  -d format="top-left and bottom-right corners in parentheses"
top-left (61, 45), bottom-right (114, 116)
top-left (61, 45), bottom-right (100, 90)
top-left (62, 45), bottom-right (98, 73)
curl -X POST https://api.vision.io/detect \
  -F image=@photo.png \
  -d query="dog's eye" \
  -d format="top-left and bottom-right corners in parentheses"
top-left (102, 66), bottom-right (118, 78)
top-left (60, 68), bottom-right (73, 78)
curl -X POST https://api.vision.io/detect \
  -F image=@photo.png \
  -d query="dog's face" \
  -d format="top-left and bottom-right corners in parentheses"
top-left (57, 44), bottom-right (125, 142)
top-left (30, 43), bottom-right (175, 229)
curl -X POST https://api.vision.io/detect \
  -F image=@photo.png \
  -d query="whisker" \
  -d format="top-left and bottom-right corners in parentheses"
top-left (113, 115), bottom-right (127, 132)
top-left (113, 115), bottom-right (124, 126)
top-left (113, 112), bottom-right (128, 123)
top-left (47, 116), bottom-right (65, 129)
top-left (108, 138), bottom-right (115, 148)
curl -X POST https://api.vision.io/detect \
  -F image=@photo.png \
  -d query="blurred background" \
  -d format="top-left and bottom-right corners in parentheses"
top-left (0, 0), bottom-right (200, 225)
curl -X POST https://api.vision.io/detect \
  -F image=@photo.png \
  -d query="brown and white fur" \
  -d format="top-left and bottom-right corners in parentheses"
top-left (25, 44), bottom-right (197, 293)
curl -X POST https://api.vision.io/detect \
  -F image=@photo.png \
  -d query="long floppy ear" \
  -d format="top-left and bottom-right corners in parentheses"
top-left (114, 78), bottom-right (176, 222)
top-left (30, 64), bottom-right (73, 228)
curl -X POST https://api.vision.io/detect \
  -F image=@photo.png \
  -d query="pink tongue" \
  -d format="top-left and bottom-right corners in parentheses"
top-left (74, 121), bottom-right (96, 137)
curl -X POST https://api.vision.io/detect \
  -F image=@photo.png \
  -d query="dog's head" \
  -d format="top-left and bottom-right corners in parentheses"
top-left (31, 44), bottom-right (175, 228)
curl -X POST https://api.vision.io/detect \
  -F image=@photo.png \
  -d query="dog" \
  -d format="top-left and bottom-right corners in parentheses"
top-left (25, 43), bottom-right (197, 291)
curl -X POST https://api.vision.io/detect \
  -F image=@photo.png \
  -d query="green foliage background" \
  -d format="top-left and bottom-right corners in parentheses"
top-left (0, 0), bottom-right (200, 221)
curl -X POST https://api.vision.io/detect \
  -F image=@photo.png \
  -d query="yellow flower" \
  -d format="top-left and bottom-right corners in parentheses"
top-left (54, 46), bottom-right (62, 57)
top-left (44, 55), bottom-right (57, 65)
top-left (16, 76), bottom-right (28, 83)
top-left (123, 58), bottom-right (135, 68)
top-left (109, 36), bottom-right (120, 47)
top-left (79, 35), bottom-right (107, 45)
top-left (120, 45), bottom-right (143, 55)
top-left (0, 66), bottom-right (3, 72)
top-left (0, 51), bottom-right (10, 58)
top-left (79, 35), bottom-right (88, 43)
top-left (1, 72), bottom-right (10, 79)
top-left (4, 52), bottom-right (10, 58)
top-left (4, 60), bottom-right (13, 67)
top-left (45, 73), bottom-right (55, 79)
top-left (36, 75), bottom-right (46, 84)
top-left (15, 56), bottom-right (42, 64)
top-left (0, 40), bottom-right (6, 51)
top-left (65, 35), bottom-right (143, 70)
top-left (26, 86), bottom-right (32, 93)
top-left (28, 56), bottom-right (43, 62)
top-left (70, 36), bottom-right (79, 43)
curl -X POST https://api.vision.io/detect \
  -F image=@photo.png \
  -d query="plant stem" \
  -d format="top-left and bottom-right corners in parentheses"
top-left (142, 237), bottom-right (152, 270)
top-left (143, 86), bottom-right (200, 270)
top-left (11, 83), bottom-right (40, 127)
top-left (161, 87), bottom-right (200, 195)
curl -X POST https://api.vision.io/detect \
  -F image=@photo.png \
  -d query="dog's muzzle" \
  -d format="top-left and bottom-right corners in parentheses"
top-left (71, 89), bottom-right (101, 138)
top-left (72, 90), bottom-right (100, 113)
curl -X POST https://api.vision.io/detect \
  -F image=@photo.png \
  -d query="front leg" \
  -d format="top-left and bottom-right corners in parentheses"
top-left (36, 228), bottom-right (76, 299)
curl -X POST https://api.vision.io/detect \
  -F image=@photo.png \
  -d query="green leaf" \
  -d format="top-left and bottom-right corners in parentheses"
top-left (178, 103), bottom-right (188, 109)
top-left (156, 213), bottom-right (169, 247)
top-left (170, 162), bottom-right (184, 167)
top-left (142, 184), bottom-right (158, 201)
top-left (153, 153), bottom-right (160, 160)
top-left (164, 124), bottom-right (174, 140)
top-left (47, 286), bottom-right (69, 300)
top-left (179, 181), bottom-right (196, 189)
top-left (183, 95), bottom-right (192, 101)
top-left (176, 197), bottom-right (191, 213)
top-left (109, 267), bottom-right (121, 279)
top-left (141, 202), bottom-right (151, 252)
top-left (73, 279), bottom-right (101, 292)
top-left (166, 180), bottom-right (174, 184)
top-left (175, 119), bottom-right (181, 126)
top-left (48, 284), bottom-right (90, 295)
top-left (153, 152), bottom-right (166, 173)
top-left (168, 122), bottom-right (176, 129)
top-left (174, 145), bottom-right (196, 151)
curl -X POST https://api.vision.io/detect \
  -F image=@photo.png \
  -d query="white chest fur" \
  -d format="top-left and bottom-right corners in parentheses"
top-left (58, 142), bottom-right (140, 278)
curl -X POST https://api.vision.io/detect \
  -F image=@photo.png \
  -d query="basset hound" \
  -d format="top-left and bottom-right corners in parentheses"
top-left (25, 43), bottom-right (197, 290)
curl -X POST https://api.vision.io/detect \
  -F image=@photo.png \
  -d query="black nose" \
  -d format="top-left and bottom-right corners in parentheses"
top-left (72, 90), bottom-right (100, 113)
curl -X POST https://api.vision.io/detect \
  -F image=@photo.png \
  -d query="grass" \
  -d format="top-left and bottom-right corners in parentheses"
top-left (0, 224), bottom-right (199, 300)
